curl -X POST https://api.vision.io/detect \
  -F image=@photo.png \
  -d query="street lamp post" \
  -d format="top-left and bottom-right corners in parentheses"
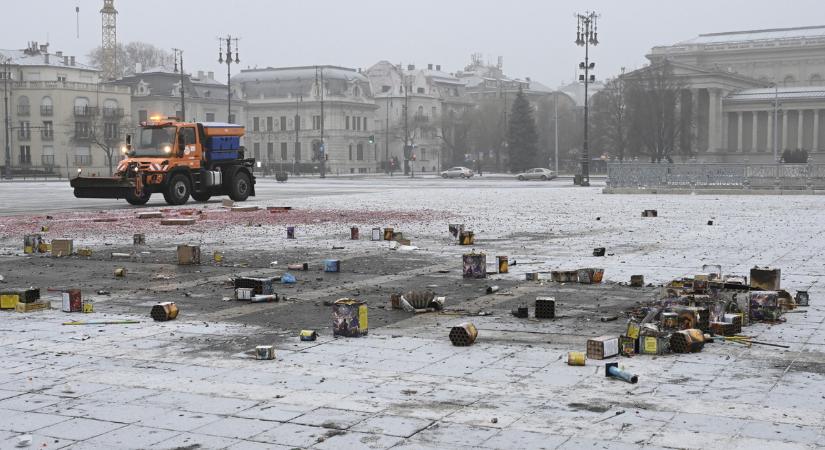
top-left (173, 48), bottom-right (185, 121)
top-left (217, 35), bottom-right (239, 123)
top-left (575, 11), bottom-right (599, 187)
top-left (2, 57), bottom-right (11, 179)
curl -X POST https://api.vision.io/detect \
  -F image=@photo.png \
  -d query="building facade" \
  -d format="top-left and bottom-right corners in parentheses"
top-left (1, 42), bottom-right (131, 176)
top-left (233, 66), bottom-right (377, 175)
top-left (646, 26), bottom-right (825, 163)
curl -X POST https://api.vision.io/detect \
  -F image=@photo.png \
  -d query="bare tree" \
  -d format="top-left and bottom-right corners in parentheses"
top-left (439, 108), bottom-right (472, 166)
top-left (88, 42), bottom-right (173, 79)
top-left (468, 99), bottom-right (505, 167)
top-left (68, 104), bottom-right (128, 175)
top-left (624, 62), bottom-right (691, 162)
top-left (590, 77), bottom-right (628, 160)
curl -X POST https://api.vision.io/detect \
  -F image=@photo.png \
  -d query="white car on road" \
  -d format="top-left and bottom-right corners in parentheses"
top-left (515, 168), bottom-right (557, 181)
top-left (440, 167), bottom-right (474, 178)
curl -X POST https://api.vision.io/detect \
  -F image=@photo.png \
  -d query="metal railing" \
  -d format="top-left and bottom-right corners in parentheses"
top-left (606, 162), bottom-right (825, 190)
top-left (17, 105), bottom-right (30, 116)
top-left (41, 129), bottom-right (53, 140)
top-left (74, 106), bottom-right (99, 117)
top-left (40, 105), bottom-right (53, 116)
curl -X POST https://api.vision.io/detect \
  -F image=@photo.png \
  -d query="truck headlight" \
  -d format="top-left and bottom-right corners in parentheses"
top-left (121, 145), bottom-right (129, 155)
top-left (163, 145), bottom-right (172, 154)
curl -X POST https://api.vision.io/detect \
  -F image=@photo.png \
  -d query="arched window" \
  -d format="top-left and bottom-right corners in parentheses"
top-left (810, 74), bottom-right (823, 86)
top-left (40, 96), bottom-right (53, 116)
top-left (103, 99), bottom-right (119, 118)
top-left (417, 105), bottom-right (424, 117)
top-left (356, 143), bottom-right (364, 161)
top-left (353, 86), bottom-right (360, 97)
top-left (783, 75), bottom-right (796, 87)
top-left (17, 95), bottom-right (30, 116)
top-left (74, 97), bottom-right (90, 116)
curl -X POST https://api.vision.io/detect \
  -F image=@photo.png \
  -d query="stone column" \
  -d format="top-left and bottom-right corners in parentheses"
top-left (691, 89), bottom-right (700, 154)
top-left (814, 109), bottom-right (820, 152)
top-left (708, 89), bottom-right (719, 152)
top-left (782, 110), bottom-right (789, 150)
top-left (766, 111), bottom-right (773, 154)
top-left (737, 112), bottom-right (744, 152)
top-left (751, 112), bottom-right (758, 152)
top-left (722, 111), bottom-right (729, 152)
top-left (797, 110), bottom-right (805, 150)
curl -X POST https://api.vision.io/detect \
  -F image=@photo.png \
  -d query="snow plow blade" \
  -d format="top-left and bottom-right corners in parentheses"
top-left (70, 176), bottom-right (134, 199)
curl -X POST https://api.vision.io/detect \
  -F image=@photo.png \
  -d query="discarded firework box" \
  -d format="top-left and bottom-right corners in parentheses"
top-left (61, 289), bottom-right (82, 313)
top-left (287, 263), bottom-right (309, 271)
top-left (15, 301), bottom-right (50, 312)
top-left (370, 228), bottom-right (381, 241)
top-left (299, 330), bottom-right (318, 341)
top-left (605, 362), bottom-right (638, 384)
top-left (641, 209), bottom-right (658, 217)
top-left (535, 297), bottom-right (555, 319)
top-left (324, 259), bottom-right (341, 273)
top-left (525, 272), bottom-right (540, 281)
top-left (577, 268), bottom-right (595, 284)
top-left (567, 351), bottom-right (586, 366)
top-left (396, 238), bottom-right (412, 246)
top-left (82, 299), bottom-right (94, 313)
top-left (234, 277), bottom-right (278, 296)
top-left (23, 234), bottom-right (42, 254)
top-left (497, 256), bottom-right (509, 274)
top-left (672, 306), bottom-right (710, 332)
top-left (286, 226), bottom-right (296, 239)
top-left (77, 248), bottom-right (93, 257)
top-left (391, 231), bottom-right (405, 242)
top-left (586, 336), bottom-right (619, 360)
top-left (236, 288), bottom-right (253, 300)
top-left (512, 305), bottom-right (529, 318)
top-left (176, 245), bottom-right (201, 265)
top-left (332, 298), bottom-right (368, 337)
top-left (392, 290), bottom-right (438, 310)
top-left (619, 335), bottom-right (638, 356)
top-left (38, 241), bottom-right (50, 253)
top-left (213, 251), bottom-right (224, 263)
top-left (630, 275), bottom-right (645, 287)
top-left (734, 293), bottom-right (751, 326)
top-left (723, 313), bottom-right (743, 334)
top-left (660, 312), bottom-right (679, 331)
top-left (777, 290), bottom-right (796, 311)
top-left (449, 322), bottom-right (478, 346)
top-left (723, 275), bottom-right (748, 288)
top-left (462, 252), bottom-right (487, 279)
top-left (114, 267), bottom-right (127, 277)
top-left (133, 233), bottom-right (146, 246)
top-left (51, 239), bottom-right (73, 257)
top-left (150, 302), bottom-right (179, 321)
top-left (255, 345), bottom-right (275, 360)
top-left (670, 329), bottom-right (705, 353)
top-left (448, 224), bottom-right (464, 239)
top-left (795, 290), bottom-right (809, 307)
top-left (1, 288), bottom-right (40, 309)
top-left (350, 227), bottom-right (359, 240)
top-left (750, 266), bottom-right (780, 290)
top-left (591, 268), bottom-right (604, 283)
top-left (702, 264), bottom-right (722, 281)
top-left (593, 247), bottom-right (606, 257)
top-left (693, 274), bottom-right (710, 293)
top-left (640, 335), bottom-right (668, 355)
top-left (459, 231), bottom-right (475, 245)
top-left (383, 227), bottom-right (394, 241)
top-left (138, 211), bottom-right (163, 219)
top-left (251, 294), bottom-right (279, 303)
top-left (626, 321), bottom-right (641, 340)
top-left (710, 321), bottom-right (736, 336)
top-left (748, 291), bottom-right (782, 321)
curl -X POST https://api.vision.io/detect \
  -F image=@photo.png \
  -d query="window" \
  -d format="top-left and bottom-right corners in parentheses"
top-left (381, 85), bottom-right (391, 93)
top-left (74, 146), bottom-right (91, 166)
top-left (205, 112), bottom-right (215, 122)
top-left (355, 117), bottom-right (361, 131)
top-left (267, 142), bottom-right (274, 161)
top-left (74, 97), bottom-right (91, 116)
top-left (417, 87), bottom-right (425, 94)
top-left (75, 121), bottom-right (90, 139)
top-left (421, 149), bottom-right (426, 161)
top-left (104, 123), bottom-right (119, 140)
top-left (138, 110), bottom-right (148, 122)
top-left (41, 121), bottom-right (53, 140)
top-left (40, 97), bottom-right (53, 116)
top-left (294, 142), bottom-right (301, 161)
top-left (57, 75), bottom-right (67, 83)
top-left (253, 117), bottom-right (260, 132)
top-left (280, 116), bottom-right (287, 131)
top-left (346, 116), bottom-right (350, 130)
top-left (179, 127), bottom-right (196, 145)
top-left (253, 143), bottom-right (260, 160)
top-left (363, 117), bottom-right (367, 131)
top-left (312, 115), bottom-right (322, 130)
top-left (356, 143), bottom-right (364, 161)
top-left (18, 145), bottom-right (31, 165)
top-left (281, 142), bottom-right (288, 160)
top-left (17, 96), bottom-right (30, 116)
top-left (18, 121), bottom-right (30, 140)
top-left (42, 146), bottom-right (54, 166)
top-left (267, 116), bottom-right (273, 131)
top-left (432, 106), bottom-right (437, 118)
top-left (348, 144), bottom-right (353, 160)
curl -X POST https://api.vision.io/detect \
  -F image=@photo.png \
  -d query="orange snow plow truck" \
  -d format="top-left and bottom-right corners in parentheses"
top-left (70, 118), bottom-right (255, 205)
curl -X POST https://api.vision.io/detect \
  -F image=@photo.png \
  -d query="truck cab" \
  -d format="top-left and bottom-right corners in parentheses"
top-left (71, 118), bottom-right (256, 206)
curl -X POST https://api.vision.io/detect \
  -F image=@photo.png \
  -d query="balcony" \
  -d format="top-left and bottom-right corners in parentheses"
top-left (102, 107), bottom-right (124, 119)
top-left (41, 155), bottom-right (55, 166)
top-left (41, 129), bottom-right (54, 141)
top-left (74, 155), bottom-right (92, 166)
top-left (413, 114), bottom-right (429, 123)
top-left (17, 105), bottom-right (30, 116)
top-left (74, 106), bottom-right (99, 117)
top-left (40, 105), bottom-right (53, 116)
top-left (17, 130), bottom-right (31, 141)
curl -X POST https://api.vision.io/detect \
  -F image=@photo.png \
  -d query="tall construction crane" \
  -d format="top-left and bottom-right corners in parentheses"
top-left (100, 0), bottom-right (117, 81)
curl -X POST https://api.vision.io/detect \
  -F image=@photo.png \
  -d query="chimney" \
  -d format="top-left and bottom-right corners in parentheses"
top-left (39, 43), bottom-right (48, 53)
top-left (198, 70), bottom-right (204, 79)
top-left (526, 76), bottom-right (531, 82)
top-left (428, 64), bottom-right (433, 70)
top-left (56, 51), bottom-right (63, 58)
top-left (436, 64), bottom-right (441, 71)
top-left (63, 56), bottom-right (69, 65)
top-left (44, 53), bottom-right (49, 64)
top-left (70, 56), bottom-right (75, 66)
top-left (135, 62), bottom-right (142, 73)
top-left (407, 64), bottom-right (415, 71)
top-left (207, 71), bottom-right (214, 80)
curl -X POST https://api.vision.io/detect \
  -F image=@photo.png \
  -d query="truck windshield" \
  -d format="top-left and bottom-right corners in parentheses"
top-left (133, 126), bottom-right (177, 157)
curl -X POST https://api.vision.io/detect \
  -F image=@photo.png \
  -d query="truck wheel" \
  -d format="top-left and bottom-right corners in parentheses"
top-left (191, 192), bottom-right (211, 202)
top-left (125, 189), bottom-right (151, 205)
top-left (229, 172), bottom-right (251, 201)
top-left (166, 174), bottom-right (191, 205)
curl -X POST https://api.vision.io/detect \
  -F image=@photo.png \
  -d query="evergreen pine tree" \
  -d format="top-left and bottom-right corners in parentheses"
top-left (506, 87), bottom-right (539, 172)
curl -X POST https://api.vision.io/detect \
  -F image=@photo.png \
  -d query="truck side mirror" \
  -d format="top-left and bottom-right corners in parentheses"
top-left (125, 134), bottom-right (131, 145)
top-left (178, 139), bottom-right (186, 157)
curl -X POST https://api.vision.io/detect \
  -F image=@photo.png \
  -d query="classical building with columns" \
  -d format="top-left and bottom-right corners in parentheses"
top-left (646, 25), bottom-right (825, 163)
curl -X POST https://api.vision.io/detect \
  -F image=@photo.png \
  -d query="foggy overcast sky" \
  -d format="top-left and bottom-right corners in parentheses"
top-left (2, 0), bottom-right (824, 86)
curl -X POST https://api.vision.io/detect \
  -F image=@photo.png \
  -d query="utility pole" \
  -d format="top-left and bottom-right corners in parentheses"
top-left (295, 94), bottom-right (302, 175)
top-left (173, 48), bottom-right (185, 121)
top-left (554, 91), bottom-right (559, 173)
top-left (403, 71), bottom-right (410, 175)
top-left (385, 95), bottom-right (390, 174)
top-left (316, 66), bottom-right (326, 178)
top-left (2, 57), bottom-right (11, 179)
top-left (218, 35), bottom-right (239, 122)
top-left (575, 11), bottom-right (599, 186)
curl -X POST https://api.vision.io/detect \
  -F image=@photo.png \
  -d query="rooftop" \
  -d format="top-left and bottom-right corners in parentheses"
top-left (675, 25), bottom-right (825, 46)
top-left (0, 42), bottom-right (95, 71)
top-left (727, 86), bottom-right (825, 102)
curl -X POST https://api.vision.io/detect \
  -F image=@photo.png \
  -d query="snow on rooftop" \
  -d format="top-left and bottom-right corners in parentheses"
top-left (727, 86), bottom-right (825, 102)
top-left (677, 25), bottom-right (825, 46)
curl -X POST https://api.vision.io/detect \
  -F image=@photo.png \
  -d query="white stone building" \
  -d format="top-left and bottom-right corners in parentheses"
top-left (646, 25), bottom-right (825, 162)
top-left (233, 66), bottom-right (377, 175)
top-left (1, 42), bottom-right (131, 176)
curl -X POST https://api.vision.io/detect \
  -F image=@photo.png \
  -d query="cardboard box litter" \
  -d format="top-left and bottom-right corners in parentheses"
top-left (51, 239), bottom-right (73, 257)
top-left (586, 335), bottom-right (619, 360)
top-left (177, 245), bottom-right (201, 265)
top-left (332, 298), bottom-right (368, 337)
